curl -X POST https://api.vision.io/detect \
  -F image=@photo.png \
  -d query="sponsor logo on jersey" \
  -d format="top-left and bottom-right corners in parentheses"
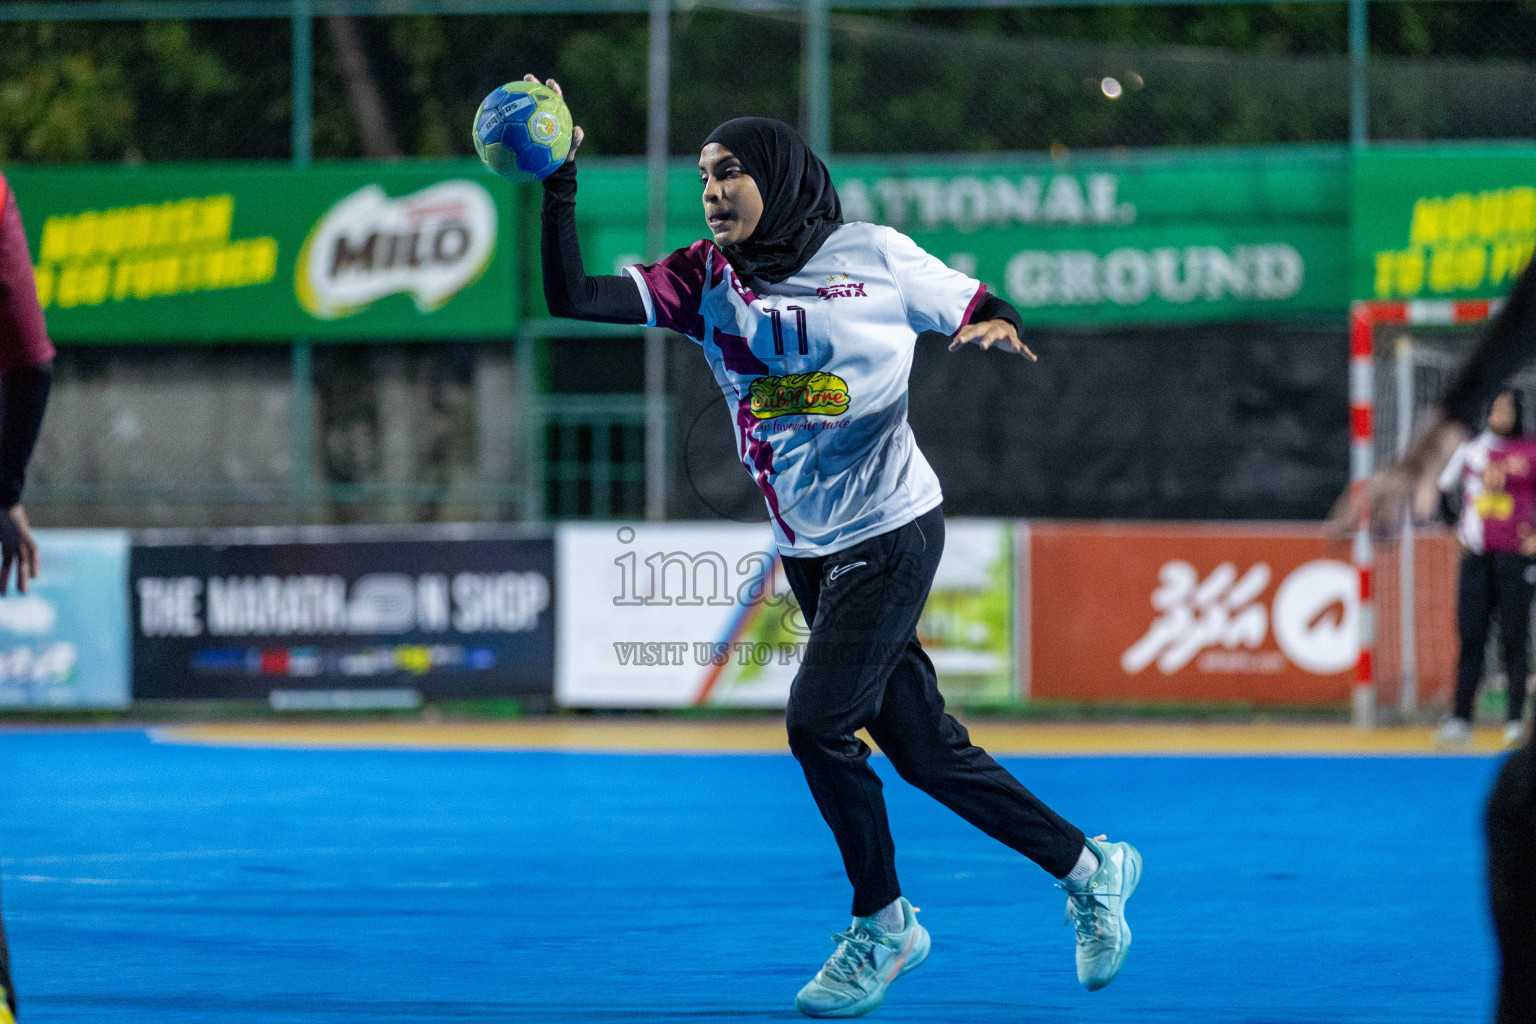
top-left (295, 179), bottom-right (497, 319)
top-left (1475, 489), bottom-right (1514, 520)
top-left (748, 372), bottom-right (851, 419)
top-left (816, 277), bottom-right (868, 300)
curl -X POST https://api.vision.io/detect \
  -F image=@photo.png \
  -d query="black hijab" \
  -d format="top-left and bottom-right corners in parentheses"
top-left (702, 117), bottom-right (842, 285)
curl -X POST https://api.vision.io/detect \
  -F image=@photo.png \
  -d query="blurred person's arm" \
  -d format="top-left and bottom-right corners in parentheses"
top-left (1402, 262), bottom-right (1536, 517)
top-left (0, 174), bottom-right (55, 594)
top-left (1443, 263), bottom-right (1536, 434)
top-left (1330, 259), bottom-right (1536, 536)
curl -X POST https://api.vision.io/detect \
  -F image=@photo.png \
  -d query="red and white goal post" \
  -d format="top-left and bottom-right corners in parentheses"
top-left (1350, 299), bottom-right (1507, 727)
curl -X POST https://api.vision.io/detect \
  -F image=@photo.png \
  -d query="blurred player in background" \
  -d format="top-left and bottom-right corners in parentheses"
top-left (1434, 388), bottom-right (1536, 749)
top-left (533, 74), bottom-right (1140, 1018)
top-left (0, 170), bottom-right (61, 1022)
top-left (1337, 258), bottom-right (1536, 1024)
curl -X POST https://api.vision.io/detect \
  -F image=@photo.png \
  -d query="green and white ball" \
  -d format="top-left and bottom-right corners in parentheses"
top-left (472, 81), bottom-right (573, 183)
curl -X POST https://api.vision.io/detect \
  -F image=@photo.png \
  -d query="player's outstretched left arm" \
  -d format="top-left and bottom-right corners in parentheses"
top-left (947, 291), bottom-right (1036, 361)
top-left (949, 318), bottom-right (1035, 361)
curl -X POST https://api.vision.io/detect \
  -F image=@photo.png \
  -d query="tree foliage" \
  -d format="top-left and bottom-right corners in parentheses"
top-left (1, 2), bottom-right (1533, 164)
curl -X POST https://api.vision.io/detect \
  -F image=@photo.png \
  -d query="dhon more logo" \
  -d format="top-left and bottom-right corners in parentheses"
top-left (295, 180), bottom-right (497, 319)
top-left (1121, 558), bottom-right (1358, 676)
top-left (748, 372), bottom-right (851, 419)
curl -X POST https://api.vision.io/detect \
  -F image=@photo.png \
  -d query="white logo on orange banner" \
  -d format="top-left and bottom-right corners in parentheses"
top-left (1121, 561), bottom-right (1270, 674)
top-left (1272, 560), bottom-right (1358, 674)
top-left (295, 180), bottom-right (497, 319)
top-left (1122, 558), bottom-right (1357, 676)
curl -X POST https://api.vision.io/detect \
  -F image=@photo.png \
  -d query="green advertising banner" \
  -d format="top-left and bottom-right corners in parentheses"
top-left (1352, 146), bottom-right (1536, 303)
top-left (570, 146), bottom-right (1350, 327)
top-left (6, 162), bottom-right (519, 341)
top-left (7, 147), bottom-right (1352, 339)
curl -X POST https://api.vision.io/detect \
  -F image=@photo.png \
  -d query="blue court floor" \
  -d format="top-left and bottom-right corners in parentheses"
top-left (0, 729), bottom-right (1505, 1023)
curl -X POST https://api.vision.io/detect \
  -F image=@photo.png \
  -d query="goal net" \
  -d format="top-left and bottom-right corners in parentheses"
top-left (1363, 300), bottom-right (1536, 722)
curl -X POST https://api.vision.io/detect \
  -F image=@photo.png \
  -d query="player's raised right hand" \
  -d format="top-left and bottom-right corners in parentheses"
top-left (522, 74), bottom-right (584, 165)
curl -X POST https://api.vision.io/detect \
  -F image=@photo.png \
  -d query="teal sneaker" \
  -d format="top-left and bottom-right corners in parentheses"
top-left (1060, 836), bottom-right (1142, 991)
top-left (795, 897), bottom-right (930, 1018)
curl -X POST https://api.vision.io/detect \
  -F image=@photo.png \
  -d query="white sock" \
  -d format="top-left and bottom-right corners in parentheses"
top-left (1063, 843), bottom-right (1100, 886)
top-left (859, 899), bottom-right (906, 934)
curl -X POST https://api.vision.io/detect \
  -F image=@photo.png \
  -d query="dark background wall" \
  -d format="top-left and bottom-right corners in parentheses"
top-left (670, 322), bottom-right (1348, 522)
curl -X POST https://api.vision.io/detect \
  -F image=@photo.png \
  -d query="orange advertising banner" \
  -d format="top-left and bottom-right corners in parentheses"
top-left (1024, 522), bottom-right (1362, 703)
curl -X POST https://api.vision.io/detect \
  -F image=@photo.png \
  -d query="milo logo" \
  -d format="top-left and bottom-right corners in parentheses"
top-left (748, 372), bottom-right (851, 419)
top-left (295, 180), bottom-right (497, 320)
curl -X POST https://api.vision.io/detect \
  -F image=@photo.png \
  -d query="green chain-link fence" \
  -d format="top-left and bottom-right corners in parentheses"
top-left (2, 0), bottom-right (1534, 525)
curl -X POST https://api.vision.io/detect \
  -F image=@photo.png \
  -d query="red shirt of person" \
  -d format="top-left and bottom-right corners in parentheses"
top-left (0, 170), bottom-right (58, 594)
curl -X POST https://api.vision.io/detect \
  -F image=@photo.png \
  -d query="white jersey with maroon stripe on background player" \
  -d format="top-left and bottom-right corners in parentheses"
top-left (626, 223), bottom-right (984, 557)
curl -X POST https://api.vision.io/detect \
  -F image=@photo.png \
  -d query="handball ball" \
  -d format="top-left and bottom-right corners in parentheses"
top-left (473, 81), bottom-right (573, 182)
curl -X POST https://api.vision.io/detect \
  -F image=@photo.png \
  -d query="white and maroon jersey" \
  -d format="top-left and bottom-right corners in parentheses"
top-left (625, 221), bottom-right (984, 556)
top-left (1439, 430), bottom-right (1536, 554)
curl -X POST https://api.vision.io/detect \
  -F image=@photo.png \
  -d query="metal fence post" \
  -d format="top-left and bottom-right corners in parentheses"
top-left (290, 340), bottom-right (313, 517)
top-left (291, 0), bottom-right (314, 521)
top-left (292, 0), bottom-right (312, 168)
top-left (644, 0), bottom-right (670, 522)
top-left (1349, 0), bottom-right (1368, 147)
top-left (802, 0), bottom-right (831, 155)
top-left (1395, 334), bottom-right (1418, 718)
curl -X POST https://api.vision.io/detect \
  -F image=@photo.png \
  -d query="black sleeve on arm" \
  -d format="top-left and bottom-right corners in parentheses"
top-left (969, 290), bottom-right (1023, 335)
top-left (540, 162), bottom-right (648, 325)
top-left (1443, 259), bottom-right (1536, 430)
top-left (0, 360), bottom-right (50, 508)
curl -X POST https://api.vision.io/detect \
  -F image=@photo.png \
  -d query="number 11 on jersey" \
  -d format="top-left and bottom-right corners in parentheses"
top-left (769, 306), bottom-right (808, 356)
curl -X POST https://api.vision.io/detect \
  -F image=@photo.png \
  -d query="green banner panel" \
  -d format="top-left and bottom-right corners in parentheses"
top-left (1353, 147), bottom-right (1536, 303)
top-left (571, 146), bottom-right (1349, 327)
top-left (8, 147), bottom-right (1351, 339)
top-left (6, 162), bottom-right (519, 341)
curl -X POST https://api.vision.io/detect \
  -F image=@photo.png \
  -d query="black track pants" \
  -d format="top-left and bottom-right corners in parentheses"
top-left (1455, 550), bottom-right (1535, 723)
top-left (1487, 743), bottom-right (1536, 1023)
top-left (781, 507), bottom-right (1087, 917)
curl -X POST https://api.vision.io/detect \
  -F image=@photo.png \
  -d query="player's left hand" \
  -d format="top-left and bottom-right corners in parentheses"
top-left (948, 319), bottom-right (1036, 361)
top-left (0, 505), bottom-right (39, 595)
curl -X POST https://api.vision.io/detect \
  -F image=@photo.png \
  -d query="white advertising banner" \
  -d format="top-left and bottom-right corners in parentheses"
top-left (556, 522), bottom-right (798, 708)
top-left (555, 519), bottom-right (1017, 709)
top-left (0, 529), bottom-right (131, 709)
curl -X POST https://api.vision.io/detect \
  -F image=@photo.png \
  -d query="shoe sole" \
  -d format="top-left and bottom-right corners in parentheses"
top-left (1083, 842), bottom-right (1141, 993)
top-left (795, 925), bottom-right (930, 1019)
